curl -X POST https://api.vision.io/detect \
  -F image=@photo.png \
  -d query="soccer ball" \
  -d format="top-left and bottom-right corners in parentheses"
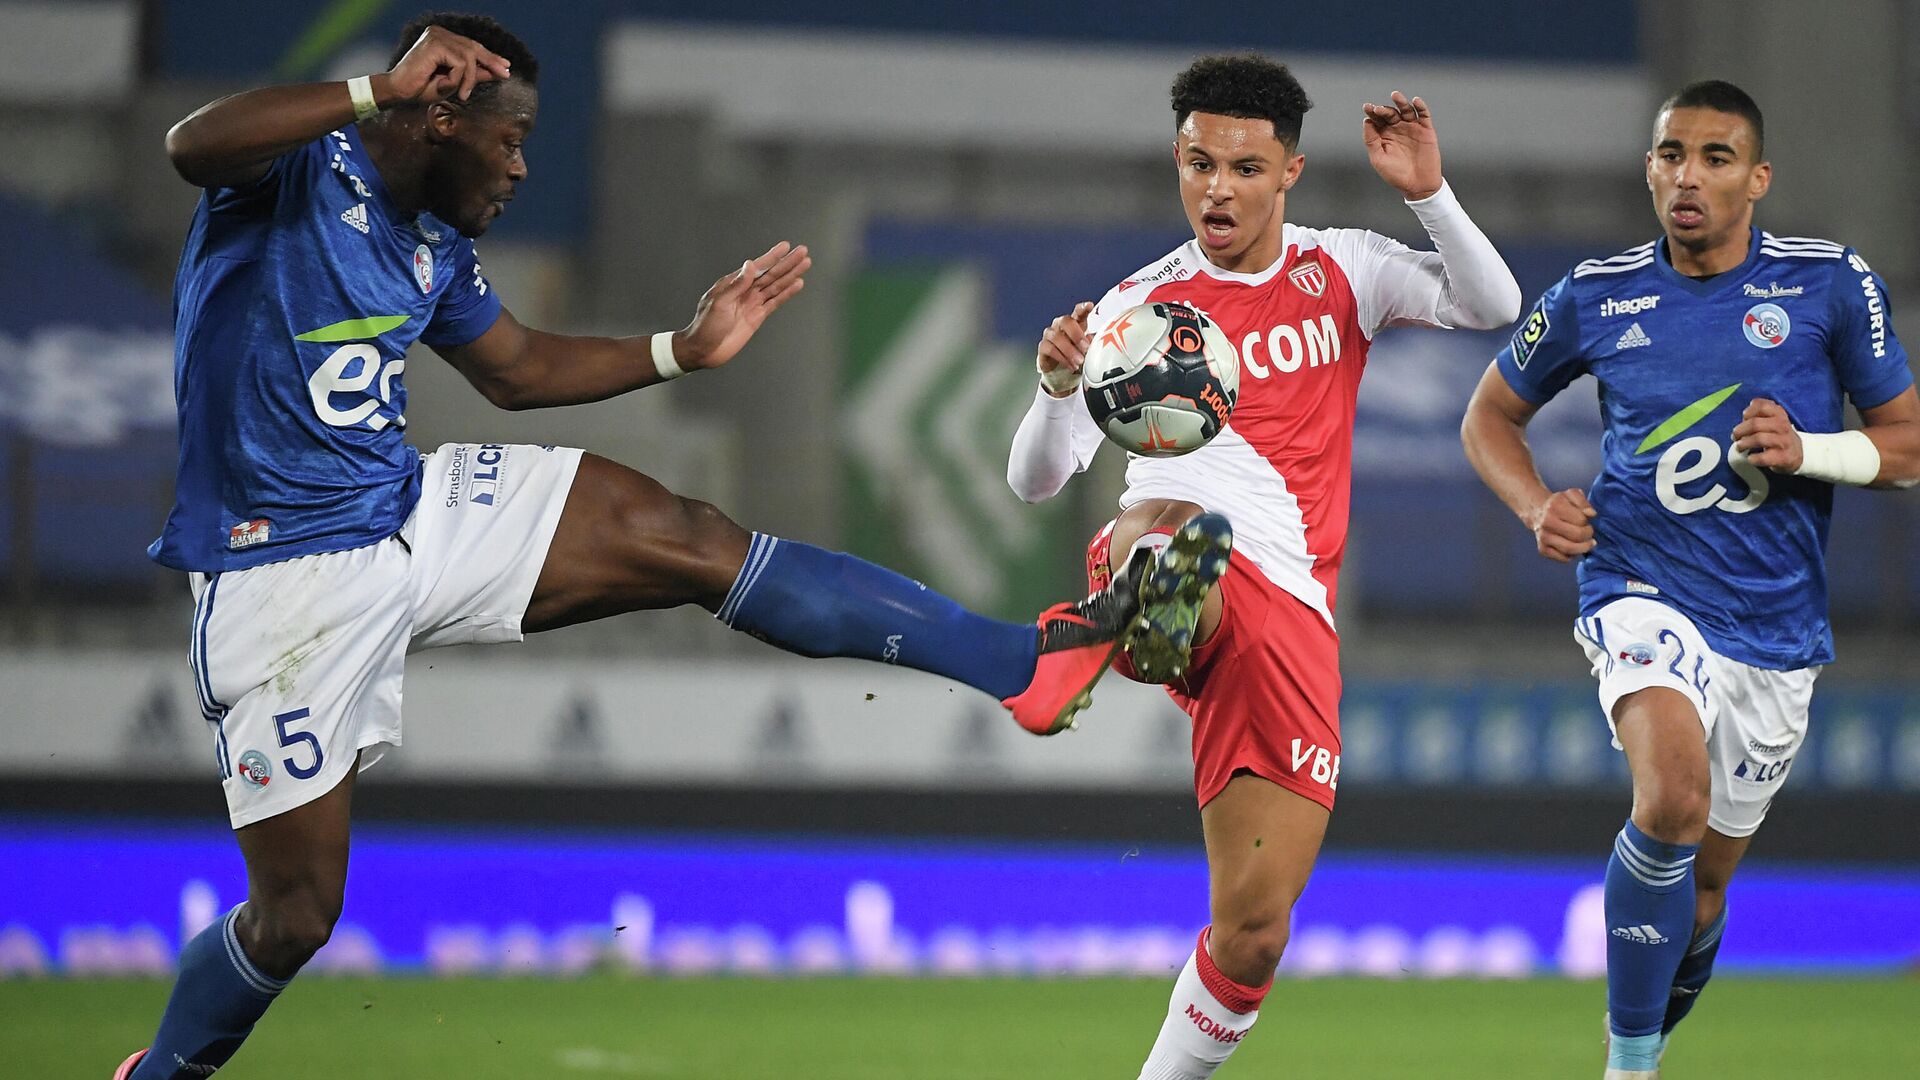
top-left (1082, 302), bottom-right (1239, 456)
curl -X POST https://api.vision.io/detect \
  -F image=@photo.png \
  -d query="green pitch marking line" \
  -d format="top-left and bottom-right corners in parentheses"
top-left (1637, 383), bottom-right (1742, 455)
top-left (295, 315), bottom-right (410, 342)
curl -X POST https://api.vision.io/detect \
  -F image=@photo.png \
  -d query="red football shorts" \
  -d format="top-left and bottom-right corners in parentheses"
top-left (1088, 521), bottom-right (1342, 811)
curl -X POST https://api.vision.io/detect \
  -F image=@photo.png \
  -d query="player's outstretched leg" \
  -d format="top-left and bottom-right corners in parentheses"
top-left (1137, 775), bottom-right (1327, 1080)
top-left (1603, 689), bottom-right (1709, 1080)
top-left (126, 767), bottom-right (356, 1079)
top-left (525, 455), bottom-right (1151, 733)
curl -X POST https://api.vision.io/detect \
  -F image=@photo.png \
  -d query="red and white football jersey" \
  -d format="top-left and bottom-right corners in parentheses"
top-left (1065, 224), bottom-right (1469, 628)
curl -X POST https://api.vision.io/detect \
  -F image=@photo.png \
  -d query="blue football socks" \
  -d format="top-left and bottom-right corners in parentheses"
top-left (1662, 903), bottom-right (1728, 1035)
top-left (718, 534), bottom-right (1040, 700)
top-left (1605, 820), bottom-right (1697, 1069)
top-left (131, 904), bottom-right (290, 1080)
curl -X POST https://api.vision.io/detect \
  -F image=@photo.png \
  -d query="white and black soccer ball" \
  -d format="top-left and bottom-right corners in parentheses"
top-left (1082, 302), bottom-right (1239, 457)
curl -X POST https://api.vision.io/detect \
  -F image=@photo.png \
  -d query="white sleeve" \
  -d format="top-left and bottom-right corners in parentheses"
top-left (1007, 382), bottom-right (1105, 503)
top-left (1346, 181), bottom-right (1523, 335)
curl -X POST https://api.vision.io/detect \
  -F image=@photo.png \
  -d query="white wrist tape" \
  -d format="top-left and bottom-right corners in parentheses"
top-left (347, 76), bottom-right (380, 121)
top-left (1039, 365), bottom-right (1081, 397)
top-left (650, 331), bottom-right (687, 381)
top-left (1792, 429), bottom-right (1880, 486)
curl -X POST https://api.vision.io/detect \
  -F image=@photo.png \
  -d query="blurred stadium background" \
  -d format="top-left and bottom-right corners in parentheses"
top-left (2, 1), bottom-right (1917, 1076)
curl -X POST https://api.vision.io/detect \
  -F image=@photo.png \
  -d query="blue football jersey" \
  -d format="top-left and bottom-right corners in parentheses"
top-left (148, 125), bottom-right (502, 572)
top-left (1497, 228), bottom-right (1912, 670)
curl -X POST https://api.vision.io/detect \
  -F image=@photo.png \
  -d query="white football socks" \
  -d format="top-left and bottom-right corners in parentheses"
top-left (1137, 929), bottom-right (1268, 1080)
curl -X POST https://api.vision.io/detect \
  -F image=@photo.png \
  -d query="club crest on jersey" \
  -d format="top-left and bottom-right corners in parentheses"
top-left (227, 518), bottom-right (272, 550)
top-left (1288, 260), bottom-right (1327, 298)
top-left (1618, 642), bottom-right (1656, 666)
top-left (412, 244), bottom-right (434, 294)
top-left (1742, 302), bottom-right (1790, 349)
top-left (237, 750), bottom-right (273, 788)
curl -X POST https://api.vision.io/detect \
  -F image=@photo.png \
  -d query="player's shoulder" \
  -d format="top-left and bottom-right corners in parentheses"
top-left (1570, 239), bottom-right (1660, 283)
top-left (1756, 231), bottom-right (1849, 263)
top-left (1287, 222), bottom-right (1388, 271)
top-left (1096, 241), bottom-right (1203, 313)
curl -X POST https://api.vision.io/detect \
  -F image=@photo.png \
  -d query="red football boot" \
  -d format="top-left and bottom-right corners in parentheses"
top-left (112, 1050), bottom-right (148, 1079)
top-left (1002, 546), bottom-right (1153, 734)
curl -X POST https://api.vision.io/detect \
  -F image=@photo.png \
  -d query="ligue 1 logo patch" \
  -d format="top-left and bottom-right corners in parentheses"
top-left (237, 750), bottom-right (273, 788)
top-left (413, 244), bottom-right (434, 294)
top-left (1288, 261), bottom-right (1327, 298)
top-left (1742, 302), bottom-right (1790, 349)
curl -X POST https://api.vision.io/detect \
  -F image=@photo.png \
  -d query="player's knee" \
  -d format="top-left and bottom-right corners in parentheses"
top-left (610, 492), bottom-right (746, 595)
top-left (243, 887), bottom-right (343, 970)
top-left (1633, 782), bottom-right (1710, 844)
top-left (1210, 911), bottom-right (1290, 984)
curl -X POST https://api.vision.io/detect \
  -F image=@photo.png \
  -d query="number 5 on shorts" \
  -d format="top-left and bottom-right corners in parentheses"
top-left (273, 707), bottom-right (325, 780)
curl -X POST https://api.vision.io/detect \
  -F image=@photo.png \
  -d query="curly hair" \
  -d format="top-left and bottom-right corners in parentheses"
top-left (389, 10), bottom-right (539, 110)
top-left (1658, 80), bottom-right (1763, 159)
top-left (1171, 55), bottom-right (1312, 149)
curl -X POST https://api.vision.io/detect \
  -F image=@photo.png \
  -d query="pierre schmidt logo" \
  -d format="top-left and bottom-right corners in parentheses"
top-left (1744, 282), bottom-right (1805, 298)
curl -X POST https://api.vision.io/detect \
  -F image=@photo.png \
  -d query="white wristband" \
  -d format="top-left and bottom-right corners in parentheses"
top-left (651, 331), bottom-right (687, 381)
top-left (347, 75), bottom-right (380, 121)
top-left (1039, 365), bottom-right (1080, 397)
top-left (1791, 429), bottom-right (1880, 486)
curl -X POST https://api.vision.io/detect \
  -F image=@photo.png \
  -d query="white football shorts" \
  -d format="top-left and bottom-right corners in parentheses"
top-left (1575, 595), bottom-right (1818, 838)
top-left (189, 443), bottom-right (582, 828)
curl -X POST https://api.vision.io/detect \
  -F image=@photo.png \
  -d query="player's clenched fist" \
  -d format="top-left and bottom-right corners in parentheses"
top-left (1731, 397), bottom-right (1804, 473)
top-left (1037, 301), bottom-right (1095, 398)
top-left (1527, 487), bottom-right (1597, 562)
top-left (379, 25), bottom-right (514, 105)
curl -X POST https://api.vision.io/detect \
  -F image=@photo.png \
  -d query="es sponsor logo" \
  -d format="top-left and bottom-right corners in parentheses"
top-left (1743, 282), bottom-right (1804, 298)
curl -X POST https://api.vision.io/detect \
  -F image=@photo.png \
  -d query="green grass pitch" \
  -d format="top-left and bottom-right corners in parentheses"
top-left (9, 975), bottom-right (1917, 1078)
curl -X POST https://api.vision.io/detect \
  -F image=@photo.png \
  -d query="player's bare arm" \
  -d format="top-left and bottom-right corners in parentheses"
top-left (165, 25), bottom-right (511, 188)
top-left (1461, 363), bottom-right (1597, 562)
top-left (437, 241), bottom-right (810, 410)
top-left (1732, 388), bottom-right (1920, 489)
top-left (1035, 301), bottom-right (1095, 398)
top-left (1361, 91), bottom-right (1442, 201)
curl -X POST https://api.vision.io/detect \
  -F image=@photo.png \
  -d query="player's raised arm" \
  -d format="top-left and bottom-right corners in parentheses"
top-left (1354, 92), bottom-right (1521, 332)
top-left (436, 241), bottom-right (810, 410)
top-left (165, 25), bottom-right (512, 188)
top-left (1008, 301), bottom-right (1104, 502)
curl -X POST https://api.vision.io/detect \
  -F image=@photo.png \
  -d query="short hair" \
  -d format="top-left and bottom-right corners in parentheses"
top-left (1658, 80), bottom-right (1763, 159)
top-left (1171, 55), bottom-right (1313, 150)
top-left (389, 11), bottom-right (539, 110)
